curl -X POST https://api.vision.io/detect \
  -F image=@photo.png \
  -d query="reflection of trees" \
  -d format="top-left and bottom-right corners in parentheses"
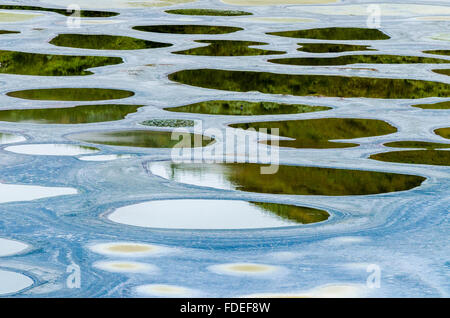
top-left (0, 105), bottom-right (142, 124)
top-left (169, 69), bottom-right (450, 99)
top-left (0, 50), bottom-right (122, 76)
top-left (166, 100), bottom-right (330, 115)
top-left (371, 150), bottom-right (450, 166)
top-left (174, 40), bottom-right (284, 56)
top-left (231, 118), bottom-right (397, 149)
top-left (250, 202), bottom-right (329, 224)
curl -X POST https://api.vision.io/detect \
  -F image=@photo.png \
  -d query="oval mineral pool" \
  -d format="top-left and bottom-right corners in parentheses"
top-left (0, 270), bottom-right (33, 295)
top-left (208, 263), bottom-right (281, 276)
top-left (6, 88), bottom-right (134, 101)
top-left (0, 132), bottom-right (26, 144)
top-left (108, 200), bottom-right (330, 230)
top-left (0, 238), bottom-right (29, 257)
top-left (89, 242), bottom-right (170, 257)
top-left (135, 284), bottom-right (197, 297)
top-left (93, 261), bottom-right (157, 273)
top-left (0, 183), bottom-right (77, 204)
top-left (5, 144), bottom-right (99, 156)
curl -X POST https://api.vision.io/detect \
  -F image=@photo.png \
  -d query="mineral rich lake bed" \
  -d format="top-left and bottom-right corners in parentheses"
top-left (0, 0), bottom-right (448, 298)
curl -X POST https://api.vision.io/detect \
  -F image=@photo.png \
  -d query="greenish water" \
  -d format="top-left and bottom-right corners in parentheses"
top-left (0, 5), bottom-right (118, 17)
top-left (433, 69), bottom-right (450, 76)
top-left (132, 25), bottom-right (243, 35)
top-left (169, 69), bottom-right (450, 99)
top-left (173, 40), bottom-right (284, 56)
top-left (268, 27), bottom-right (390, 40)
top-left (140, 119), bottom-right (195, 127)
top-left (165, 9), bottom-right (252, 16)
top-left (370, 150), bottom-right (450, 166)
top-left (412, 101), bottom-right (450, 109)
top-left (0, 50), bottom-right (122, 76)
top-left (0, 104), bottom-right (142, 124)
top-left (72, 130), bottom-right (212, 148)
top-left (269, 55), bottom-right (450, 66)
top-left (162, 162), bottom-right (425, 195)
top-left (50, 34), bottom-right (171, 50)
top-left (7, 88), bottom-right (134, 101)
top-left (0, 30), bottom-right (19, 35)
top-left (435, 127), bottom-right (450, 139)
top-left (250, 202), bottom-right (329, 224)
top-left (231, 118), bottom-right (397, 148)
top-left (424, 50), bottom-right (450, 56)
top-left (297, 43), bottom-right (375, 53)
top-left (165, 100), bottom-right (330, 115)
top-left (384, 141), bottom-right (450, 149)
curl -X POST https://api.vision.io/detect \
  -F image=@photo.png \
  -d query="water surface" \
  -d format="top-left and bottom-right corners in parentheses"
top-left (50, 34), bottom-right (172, 50)
top-left (231, 118), bottom-right (397, 148)
top-left (165, 9), bottom-right (252, 16)
top-left (108, 199), bottom-right (329, 229)
top-left (173, 40), bottom-right (285, 56)
top-left (165, 100), bottom-right (330, 115)
top-left (297, 43), bottom-right (375, 53)
top-left (133, 25), bottom-right (243, 34)
top-left (268, 27), bottom-right (390, 40)
top-left (0, 104), bottom-right (142, 124)
top-left (148, 161), bottom-right (425, 196)
top-left (7, 88), bottom-right (134, 101)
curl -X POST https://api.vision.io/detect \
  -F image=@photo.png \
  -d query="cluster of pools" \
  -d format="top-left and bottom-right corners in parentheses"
top-left (0, 0), bottom-right (448, 297)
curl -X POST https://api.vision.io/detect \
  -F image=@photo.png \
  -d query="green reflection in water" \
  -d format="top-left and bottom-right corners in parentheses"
top-left (50, 34), bottom-right (171, 50)
top-left (269, 55), bottom-right (449, 66)
top-left (0, 50), bottom-right (122, 76)
top-left (297, 43), bottom-right (375, 53)
top-left (0, 30), bottom-right (19, 35)
top-left (268, 27), bottom-right (390, 40)
top-left (370, 150), bottom-right (450, 166)
top-left (384, 141), bottom-right (450, 149)
top-left (0, 5), bottom-right (118, 17)
top-left (132, 25), bottom-right (243, 34)
top-left (7, 88), bottom-right (134, 101)
top-left (424, 50), bottom-right (450, 56)
top-left (141, 119), bottom-right (195, 127)
top-left (72, 130), bottom-right (212, 148)
top-left (166, 9), bottom-right (252, 16)
top-left (231, 118), bottom-right (396, 148)
top-left (250, 202), bottom-right (329, 224)
top-left (412, 101), bottom-right (450, 109)
top-left (165, 100), bottom-right (330, 115)
top-left (435, 127), bottom-right (450, 139)
top-left (168, 69), bottom-right (450, 99)
top-left (173, 40), bottom-right (285, 56)
top-left (162, 162), bottom-right (425, 195)
top-left (0, 104), bottom-right (142, 124)
top-left (433, 69), bottom-right (450, 76)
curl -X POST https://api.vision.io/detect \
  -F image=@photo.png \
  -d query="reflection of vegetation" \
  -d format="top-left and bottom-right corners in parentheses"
top-left (268, 27), bottom-right (390, 40)
top-left (370, 150), bottom-right (450, 166)
top-left (7, 88), bottom-right (134, 101)
top-left (166, 9), bottom-right (252, 16)
top-left (424, 50), bottom-right (450, 56)
top-left (133, 25), bottom-right (243, 34)
top-left (384, 141), bottom-right (450, 149)
top-left (166, 163), bottom-right (425, 195)
top-left (0, 5), bottom-right (118, 17)
top-left (0, 30), bottom-right (19, 35)
top-left (297, 43), bottom-right (375, 53)
top-left (141, 119), bottom-right (195, 127)
top-left (0, 104), bottom-right (142, 124)
top-left (165, 100), bottom-right (330, 115)
top-left (169, 69), bottom-right (450, 99)
top-left (0, 50), bottom-right (122, 76)
top-left (433, 69), bottom-right (450, 76)
top-left (72, 130), bottom-right (212, 148)
top-left (50, 34), bottom-right (171, 50)
top-left (173, 40), bottom-right (284, 56)
top-left (269, 55), bottom-right (450, 66)
top-left (231, 118), bottom-right (396, 148)
top-left (435, 127), bottom-right (450, 139)
top-left (250, 202), bottom-right (329, 224)
top-left (412, 101), bottom-right (450, 109)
